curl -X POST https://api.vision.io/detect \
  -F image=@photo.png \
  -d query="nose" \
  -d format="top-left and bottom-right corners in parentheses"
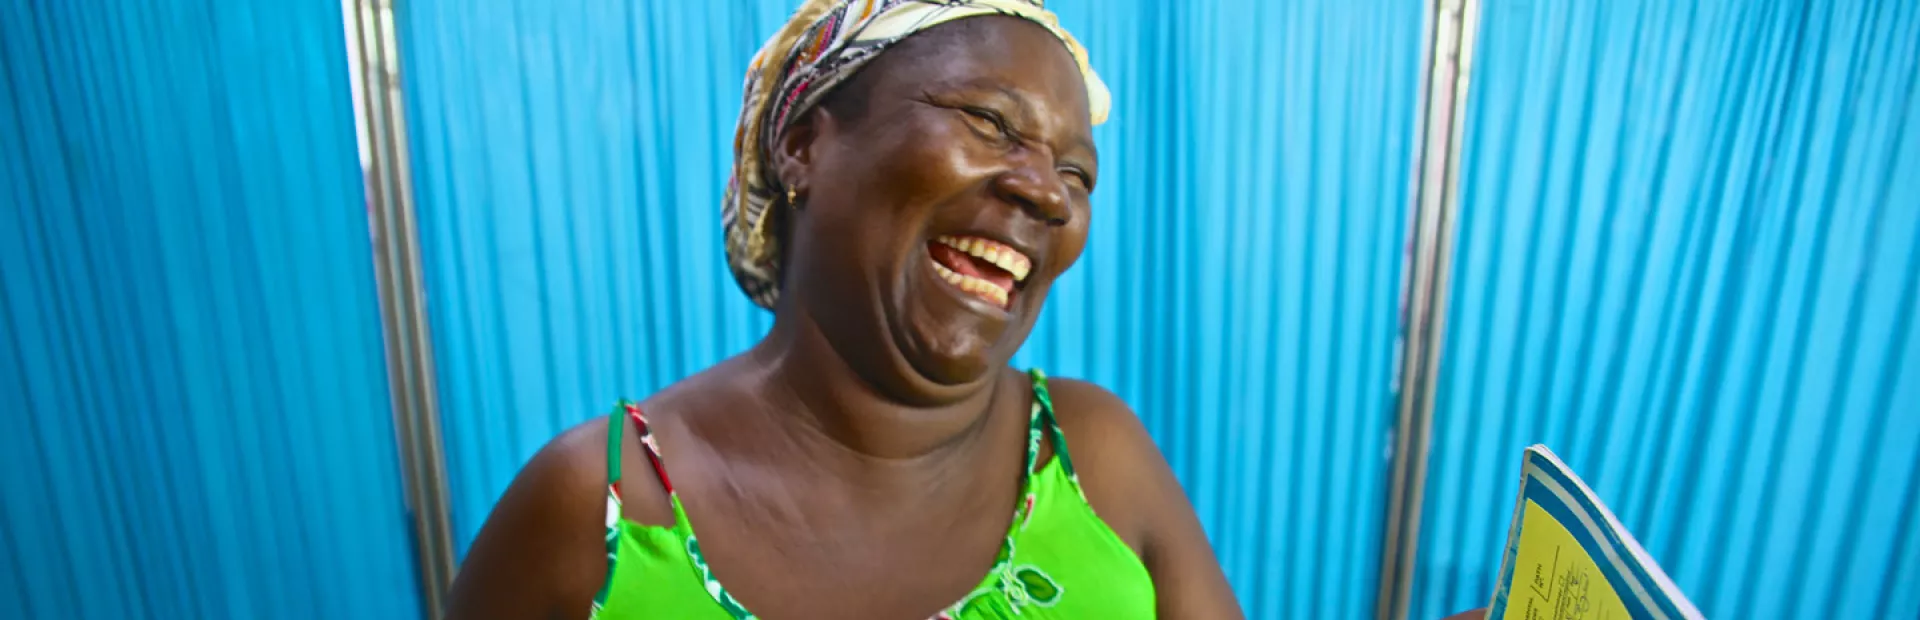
top-left (991, 159), bottom-right (1073, 227)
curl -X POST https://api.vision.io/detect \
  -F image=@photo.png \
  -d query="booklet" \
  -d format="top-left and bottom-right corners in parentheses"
top-left (1486, 445), bottom-right (1704, 620)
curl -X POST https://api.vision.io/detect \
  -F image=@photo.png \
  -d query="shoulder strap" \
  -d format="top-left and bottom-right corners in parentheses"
top-left (594, 402), bottom-right (631, 616)
top-left (593, 402), bottom-right (679, 616)
top-left (611, 402), bottom-right (675, 496)
top-left (606, 402), bottom-right (627, 491)
top-left (1027, 369), bottom-right (1078, 481)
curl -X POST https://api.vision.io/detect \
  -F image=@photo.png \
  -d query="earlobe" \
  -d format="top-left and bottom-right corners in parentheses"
top-left (773, 108), bottom-right (833, 198)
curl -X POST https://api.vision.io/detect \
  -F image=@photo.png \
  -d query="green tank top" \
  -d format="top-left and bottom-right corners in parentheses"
top-left (588, 370), bottom-right (1155, 619)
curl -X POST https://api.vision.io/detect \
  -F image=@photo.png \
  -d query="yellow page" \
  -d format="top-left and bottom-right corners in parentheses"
top-left (1499, 499), bottom-right (1632, 620)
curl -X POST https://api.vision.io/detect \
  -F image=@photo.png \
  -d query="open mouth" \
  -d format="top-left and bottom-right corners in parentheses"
top-left (927, 234), bottom-right (1031, 310)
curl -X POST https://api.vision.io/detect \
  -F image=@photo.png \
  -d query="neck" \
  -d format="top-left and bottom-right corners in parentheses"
top-left (744, 300), bottom-right (1009, 462)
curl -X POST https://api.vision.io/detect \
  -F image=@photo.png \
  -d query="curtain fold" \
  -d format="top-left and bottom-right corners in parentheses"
top-left (400, 0), bottom-right (1422, 615)
top-left (0, 1), bottom-right (421, 618)
top-left (1412, 0), bottom-right (1920, 617)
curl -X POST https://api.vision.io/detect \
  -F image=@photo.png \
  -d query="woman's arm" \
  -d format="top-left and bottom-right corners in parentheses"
top-left (443, 420), bottom-right (611, 620)
top-left (1048, 378), bottom-right (1246, 619)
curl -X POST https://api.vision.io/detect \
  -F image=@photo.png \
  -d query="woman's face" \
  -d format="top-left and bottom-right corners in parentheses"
top-left (777, 16), bottom-right (1096, 389)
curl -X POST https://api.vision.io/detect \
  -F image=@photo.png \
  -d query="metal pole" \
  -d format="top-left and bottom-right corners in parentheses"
top-left (346, 0), bottom-right (457, 616)
top-left (1375, 0), bottom-right (1480, 617)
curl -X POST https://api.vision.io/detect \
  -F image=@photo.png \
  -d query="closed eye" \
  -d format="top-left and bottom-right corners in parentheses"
top-left (1060, 167), bottom-right (1094, 192)
top-left (961, 106), bottom-right (1018, 141)
top-left (947, 100), bottom-right (1095, 192)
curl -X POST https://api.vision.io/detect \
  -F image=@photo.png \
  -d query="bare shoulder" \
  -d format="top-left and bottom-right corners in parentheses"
top-left (477, 415), bottom-right (614, 545)
top-left (1042, 375), bottom-right (1246, 618)
top-left (443, 411), bottom-right (668, 619)
top-left (1041, 377), bottom-right (1161, 550)
top-left (442, 366), bottom-right (743, 619)
top-left (1044, 377), bottom-right (1152, 450)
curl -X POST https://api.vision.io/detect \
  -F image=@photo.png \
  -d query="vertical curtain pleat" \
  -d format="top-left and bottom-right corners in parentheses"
top-left (0, 1), bottom-right (421, 618)
top-left (402, 0), bottom-right (1422, 615)
top-left (1413, 0), bottom-right (1920, 618)
top-left (6, 0), bottom-right (1914, 617)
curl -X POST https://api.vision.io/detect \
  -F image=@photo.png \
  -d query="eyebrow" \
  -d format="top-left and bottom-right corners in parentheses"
top-left (978, 83), bottom-right (1098, 163)
top-left (929, 79), bottom-right (1098, 160)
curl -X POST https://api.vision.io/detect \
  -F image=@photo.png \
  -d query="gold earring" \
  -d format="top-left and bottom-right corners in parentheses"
top-left (787, 186), bottom-right (801, 210)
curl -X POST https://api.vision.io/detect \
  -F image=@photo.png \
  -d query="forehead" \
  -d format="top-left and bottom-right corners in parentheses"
top-left (866, 17), bottom-right (1092, 123)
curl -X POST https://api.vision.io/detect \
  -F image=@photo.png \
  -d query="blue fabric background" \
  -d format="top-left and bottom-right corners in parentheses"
top-left (4, 0), bottom-right (1915, 617)
top-left (2, 0), bottom-right (423, 618)
top-left (396, 1), bottom-right (1418, 617)
top-left (1412, 1), bottom-right (1920, 618)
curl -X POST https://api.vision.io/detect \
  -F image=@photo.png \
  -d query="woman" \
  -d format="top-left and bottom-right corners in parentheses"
top-left (445, 1), bottom-right (1243, 618)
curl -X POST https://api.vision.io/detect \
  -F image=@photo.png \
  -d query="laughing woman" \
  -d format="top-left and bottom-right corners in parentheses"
top-left (444, 1), bottom-right (1243, 618)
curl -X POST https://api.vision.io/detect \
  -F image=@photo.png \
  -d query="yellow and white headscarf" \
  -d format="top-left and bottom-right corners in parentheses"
top-left (722, 0), bottom-right (1111, 309)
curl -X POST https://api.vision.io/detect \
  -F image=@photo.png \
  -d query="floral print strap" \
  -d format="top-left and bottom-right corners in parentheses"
top-left (593, 402), bottom-right (680, 619)
top-left (592, 402), bottom-right (629, 618)
top-left (605, 404), bottom-right (757, 620)
top-left (1028, 369), bottom-right (1082, 496)
top-left (625, 404), bottom-right (674, 492)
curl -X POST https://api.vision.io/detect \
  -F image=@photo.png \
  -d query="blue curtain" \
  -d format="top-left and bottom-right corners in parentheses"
top-left (1412, 0), bottom-right (1920, 618)
top-left (399, 0), bottom-right (1423, 615)
top-left (0, 1), bottom-right (422, 618)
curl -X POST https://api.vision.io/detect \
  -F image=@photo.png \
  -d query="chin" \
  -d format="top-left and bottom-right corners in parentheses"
top-left (887, 256), bottom-right (1030, 387)
top-left (902, 329), bottom-right (1002, 385)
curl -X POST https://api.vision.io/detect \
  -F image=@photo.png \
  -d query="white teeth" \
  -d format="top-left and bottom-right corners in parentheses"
top-left (928, 253), bottom-right (1012, 308)
top-left (933, 235), bottom-right (1032, 282)
top-left (929, 234), bottom-right (1033, 309)
top-left (932, 261), bottom-right (965, 286)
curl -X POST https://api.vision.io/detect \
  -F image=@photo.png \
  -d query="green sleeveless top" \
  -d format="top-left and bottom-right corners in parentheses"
top-left (589, 370), bottom-right (1155, 619)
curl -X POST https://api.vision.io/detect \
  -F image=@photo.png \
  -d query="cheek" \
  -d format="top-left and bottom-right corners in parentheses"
top-left (822, 118), bottom-right (995, 252)
top-left (871, 129), bottom-right (988, 206)
top-left (1049, 205), bottom-right (1093, 275)
top-left (844, 107), bottom-right (1002, 203)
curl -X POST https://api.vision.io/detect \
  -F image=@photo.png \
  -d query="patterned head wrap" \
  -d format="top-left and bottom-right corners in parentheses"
top-left (722, 0), bottom-right (1111, 309)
